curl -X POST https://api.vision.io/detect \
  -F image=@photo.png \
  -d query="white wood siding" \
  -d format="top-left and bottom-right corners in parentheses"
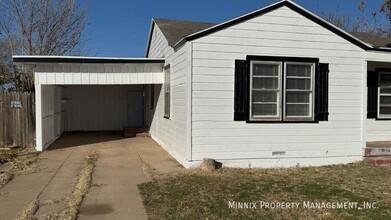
top-left (62, 85), bottom-right (144, 131)
top-left (147, 24), bottom-right (189, 165)
top-left (41, 85), bottom-right (62, 149)
top-left (367, 120), bottom-right (391, 141)
top-left (148, 25), bottom-right (171, 58)
top-left (34, 63), bottom-right (163, 85)
top-left (191, 6), bottom-right (365, 167)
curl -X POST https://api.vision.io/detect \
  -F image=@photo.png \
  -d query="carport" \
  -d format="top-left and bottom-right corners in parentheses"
top-left (13, 56), bottom-right (165, 151)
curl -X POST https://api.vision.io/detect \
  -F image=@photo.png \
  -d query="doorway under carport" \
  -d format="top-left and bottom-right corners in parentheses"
top-left (61, 85), bottom-right (146, 132)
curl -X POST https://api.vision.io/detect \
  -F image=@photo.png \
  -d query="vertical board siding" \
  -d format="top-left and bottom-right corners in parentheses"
top-left (41, 85), bottom-right (62, 149)
top-left (147, 24), bottom-right (188, 164)
top-left (63, 85), bottom-right (143, 131)
top-left (0, 92), bottom-right (35, 148)
top-left (191, 6), bottom-right (365, 163)
top-left (35, 63), bottom-right (164, 85)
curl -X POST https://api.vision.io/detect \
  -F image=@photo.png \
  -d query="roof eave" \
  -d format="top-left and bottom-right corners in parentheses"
top-left (145, 19), bottom-right (156, 58)
top-left (368, 47), bottom-right (391, 52)
top-left (174, 0), bottom-right (374, 51)
top-left (13, 56), bottom-right (165, 64)
top-left (173, 38), bottom-right (187, 50)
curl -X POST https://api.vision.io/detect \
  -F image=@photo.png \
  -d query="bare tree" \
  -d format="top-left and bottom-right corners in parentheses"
top-left (317, 11), bottom-right (362, 32)
top-left (358, 0), bottom-right (391, 36)
top-left (0, 0), bottom-right (89, 91)
top-left (0, 38), bottom-right (14, 85)
top-left (0, 0), bottom-right (89, 56)
top-left (318, 7), bottom-right (391, 38)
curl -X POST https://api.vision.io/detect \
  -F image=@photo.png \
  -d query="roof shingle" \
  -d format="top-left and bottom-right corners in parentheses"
top-left (349, 32), bottom-right (391, 48)
top-left (153, 18), bottom-right (216, 47)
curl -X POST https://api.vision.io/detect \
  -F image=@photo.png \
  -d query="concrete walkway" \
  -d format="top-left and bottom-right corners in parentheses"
top-left (0, 132), bottom-right (182, 220)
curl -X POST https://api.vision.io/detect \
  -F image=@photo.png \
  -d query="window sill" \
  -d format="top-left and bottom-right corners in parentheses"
top-left (246, 120), bottom-right (319, 124)
top-left (163, 116), bottom-right (171, 120)
top-left (375, 118), bottom-right (391, 121)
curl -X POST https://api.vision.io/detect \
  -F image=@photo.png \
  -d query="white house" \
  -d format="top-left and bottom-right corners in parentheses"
top-left (13, 0), bottom-right (391, 168)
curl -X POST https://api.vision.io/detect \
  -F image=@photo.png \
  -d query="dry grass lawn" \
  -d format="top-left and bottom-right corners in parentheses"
top-left (139, 162), bottom-right (391, 220)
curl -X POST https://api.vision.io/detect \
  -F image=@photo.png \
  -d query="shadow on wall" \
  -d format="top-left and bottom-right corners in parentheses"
top-left (146, 84), bottom-right (161, 128)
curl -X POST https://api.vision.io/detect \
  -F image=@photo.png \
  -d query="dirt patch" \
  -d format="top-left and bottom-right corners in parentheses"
top-left (142, 162), bottom-right (161, 181)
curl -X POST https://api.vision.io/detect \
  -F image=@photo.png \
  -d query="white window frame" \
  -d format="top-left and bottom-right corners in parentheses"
top-left (164, 64), bottom-right (171, 118)
top-left (249, 60), bottom-right (316, 121)
top-left (283, 62), bottom-right (315, 121)
top-left (249, 60), bottom-right (282, 121)
top-left (378, 71), bottom-right (391, 119)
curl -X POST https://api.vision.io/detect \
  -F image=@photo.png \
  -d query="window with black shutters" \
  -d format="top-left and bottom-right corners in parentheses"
top-left (234, 56), bottom-right (328, 123)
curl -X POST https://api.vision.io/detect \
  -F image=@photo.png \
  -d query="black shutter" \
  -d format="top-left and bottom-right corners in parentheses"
top-left (367, 71), bottom-right (379, 119)
top-left (234, 60), bottom-right (249, 121)
top-left (315, 63), bottom-right (329, 121)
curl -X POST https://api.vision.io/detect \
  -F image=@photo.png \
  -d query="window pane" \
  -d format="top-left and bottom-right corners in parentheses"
top-left (380, 74), bottom-right (391, 87)
top-left (286, 78), bottom-right (311, 90)
top-left (253, 78), bottom-right (278, 89)
top-left (252, 104), bottom-right (277, 116)
top-left (253, 63), bottom-right (279, 76)
top-left (286, 92), bottom-right (310, 103)
top-left (286, 104), bottom-right (310, 116)
top-left (380, 107), bottom-right (391, 115)
top-left (286, 64), bottom-right (311, 77)
top-left (380, 88), bottom-right (391, 93)
top-left (252, 91), bottom-right (278, 102)
top-left (380, 96), bottom-right (391, 105)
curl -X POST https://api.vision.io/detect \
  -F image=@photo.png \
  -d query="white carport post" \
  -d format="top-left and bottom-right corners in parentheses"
top-left (35, 84), bottom-right (43, 151)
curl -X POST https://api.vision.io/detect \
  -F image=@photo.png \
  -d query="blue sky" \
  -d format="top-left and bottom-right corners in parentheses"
top-left (82, 0), bottom-right (384, 57)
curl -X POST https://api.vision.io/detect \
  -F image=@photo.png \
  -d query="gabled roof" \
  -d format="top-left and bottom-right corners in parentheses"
top-left (145, 0), bottom-right (391, 57)
top-left (153, 18), bottom-right (216, 47)
top-left (349, 32), bottom-right (391, 48)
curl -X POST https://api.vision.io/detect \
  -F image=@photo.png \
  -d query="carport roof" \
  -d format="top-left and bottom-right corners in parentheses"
top-left (13, 56), bottom-right (165, 64)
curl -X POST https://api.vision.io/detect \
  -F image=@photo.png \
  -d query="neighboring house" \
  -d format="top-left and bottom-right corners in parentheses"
top-left (12, 0), bottom-right (391, 168)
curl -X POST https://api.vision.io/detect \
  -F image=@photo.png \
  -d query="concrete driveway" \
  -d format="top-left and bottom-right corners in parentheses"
top-left (0, 132), bottom-right (183, 220)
